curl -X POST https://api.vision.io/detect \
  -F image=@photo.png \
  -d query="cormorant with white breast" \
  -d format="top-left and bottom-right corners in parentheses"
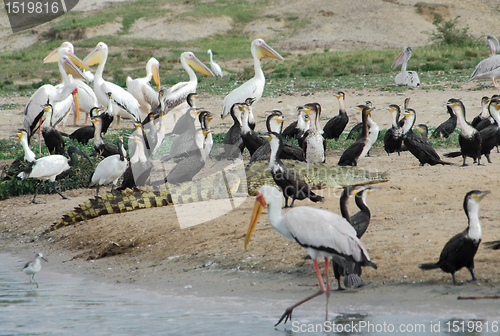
top-left (299, 103), bottom-right (326, 163)
top-left (383, 104), bottom-right (404, 155)
top-left (419, 190), bottom-right (490, 285)
top-left (443, 99), bottom-right (482, 166)
top-left (338, 105), bottom-right (374, 166)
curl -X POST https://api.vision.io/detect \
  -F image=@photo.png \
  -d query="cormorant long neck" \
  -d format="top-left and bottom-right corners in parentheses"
top-left (361, 108), bottom-right (369, 138)
top-left (355, 191), bottom-right (370, 216)
top-left (338, 95), bottom-right (346, 116)
top-left (465, 199), bottom-right (482, 242)
top-left (118, 140), bottom-right (125, 161)
top-left (266, 113), bottom-right (283, 133)
top-left (131, 138), bottom-right (146, 164)
top-left (402, 111), bottom-right (415, 134)
top-left (490, 101), bottom-right (500, 125)
top-left (389, 105), bottom-right (400, 128)
top-left (340, 187), bottom-right (352, 223)
top-left (453, 102), bottom-right (476, 138)
top-left (241, 108), bottom-right (251, 134)
top-left (230, 107), bottom-right (242, 128)
top-left (269, 133), bottom-right (283, 169)
top-left (480, 97), bottom-right (490, 118)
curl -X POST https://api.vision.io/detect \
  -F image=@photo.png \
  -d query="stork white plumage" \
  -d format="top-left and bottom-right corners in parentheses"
top-left (162, 52), bottom-right (214, 111)
top-left (221, 39), bottom-right (284, 128)
top-left (392, 46), bottom-right (420, 87)
top-left (90, 136), bottom-right (128, 196)
top-left (84, 42), bottom-right (143, 124)
top-left (43, 43), bottom-right (98, 125)
top-left (469, 34), bottom-right (500, 87)
top-left (245, 185), bottom-right (376, 326)
top-left (17, 146), bottom-right (91, 204)
top-left (23, 252), bottom-right (48, 289)
top-left (127, 57), bottom-right (161, 118)
top-left (207, 49), bottom-right (223, 77)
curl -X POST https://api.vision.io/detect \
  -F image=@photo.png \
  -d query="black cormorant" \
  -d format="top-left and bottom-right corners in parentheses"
top-left (431, 105), bottom-right (457, 139)
top-left (338, 105), bottom-right (373, 166)
top-left (267, 132), bottom-right (324, 208)
top-left (383, 104), bottom-right (404, 155)
top-left (323, 91), bottom-right (348, 141)
top-left (419, 190), bottom-right (490, 285)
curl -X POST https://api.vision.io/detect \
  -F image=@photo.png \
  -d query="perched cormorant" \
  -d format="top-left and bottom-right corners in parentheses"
top-left (432, 105), bottom-right (457, 139)
top-left (165, 127), bottom-right (212, 184)
top-left (267, 132), bottom-right (324, 208)
top-left (299, 103), bottom-right (326, 163)
top-left (240, 98), bottom-right (265, 156)
top-left (249, 111), bottom-right (306, 163)
top-left (477, 97), bottom-right (500, 163)
top-left (164, 93), bottom-right (198, 136)
top-left (118, 134), bottom-right (152, 191)
top-left (383, 104), bottom-right (404, 155)
top-left (40, 103), bottom-right (65, 155)
top-left (323, 91), bottom-right (349, 141)
top-left (338, 105), bottom-right (373, 166)
top-left (403, 110), bottom-right (453, 166)
top-left (222, 102), bottom-right (246, 159)
top-left (91, 116), bottom-right (120, 158)
top-left (471, 96), bottom-right (491, 128)
top-left (419, 190), bottom-right (490, 285)
top-left (443, 99), bottom-right (482, 166)
top-left (346, 101), bottom-right (373, 139)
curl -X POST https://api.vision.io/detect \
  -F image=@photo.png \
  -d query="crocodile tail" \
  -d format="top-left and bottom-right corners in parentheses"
top-left (45, 188), bottom-right (172, 234)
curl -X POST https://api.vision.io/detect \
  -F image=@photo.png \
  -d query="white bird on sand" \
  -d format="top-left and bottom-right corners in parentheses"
top-left (221, 39), bottom-right (284, 128)
top-left (90, 136), bottom-right (128, 196)
top-left (469, 34), bottom-right (500, 87)
top-left (245, 185), bottom-right (377, 326)
top-left (17, 146), bottom-right (91, 204)
top-left (207, 49), bottom-right (223, 77)
top-left (84, 42), bottom-right (143, 124)
top-left (126, 57), bottom-right (161, 117)
top-left (23, 252), bottom-right (48, 288)
top-left (392, 46), bottom-right (420, 87)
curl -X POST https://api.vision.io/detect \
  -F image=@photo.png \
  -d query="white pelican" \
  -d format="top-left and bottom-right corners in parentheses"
top-left (84, 42), bottom-right (143, 123)
top-left (43, 43), bottom-right (97, 125)
top-left (163, 52), bottom-right (214, 111)
top-left (469, 35), bottom-right (500, 87)
top-left (17, 146), bottom-right (91, 204)
top-left (23, 252), bottom-right (48, 288)
top-left (392, 46), bottom-right (420, 87)
top-left (207, 49), bottom-right (223, 77)
top-left (90, 136), bottom-right (128, 196)
top-left (221, 39), bottom-right (284, 127)
top-left (245, 185), bottom-right (376, 325)
top-left (126, 57), bottom-right (161, 117)
top-left (23, 55), bottom-right (84, 138)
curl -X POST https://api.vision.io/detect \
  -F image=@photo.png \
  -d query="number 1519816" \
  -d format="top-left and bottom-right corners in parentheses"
top-left (5, 1), bottom-right (60, 14)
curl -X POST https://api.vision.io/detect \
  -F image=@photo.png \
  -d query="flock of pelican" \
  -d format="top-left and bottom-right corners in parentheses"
top-left (8, 34), bottom-right (500, 324)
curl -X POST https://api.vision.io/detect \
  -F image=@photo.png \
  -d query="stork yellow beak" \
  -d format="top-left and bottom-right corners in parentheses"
top-left (256, 42), bottom-right (284, 61)
top-left (186, 56), bottom-right (214, 77)
top-left (245, 192), bottom-right (266, 250)
top-left (152, 63), bottom-right (160, 91)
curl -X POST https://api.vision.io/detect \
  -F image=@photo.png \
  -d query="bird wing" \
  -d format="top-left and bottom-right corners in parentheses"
top-left (28, 155), bottom-right (70, 179)
top-left (23, 85), bottom-right (57, 135)
top-left (283, 207), bottom-right (369, 262)
top-left (164, 82), bottom-right (193, 111)
top-left (142, 84), bottom-right (160, 109)
top-left (221, 78), bottom-right (262, 118)
top-left (438, 231), bottom-right (468, 263)
top-left (102, 81), bottom-right (142, 121)
top-left (469, 55), bottom-right (500, 80)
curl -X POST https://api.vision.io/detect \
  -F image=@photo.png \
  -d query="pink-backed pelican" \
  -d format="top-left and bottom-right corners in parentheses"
top-left (162, 52), bottom-right (214, 111)
top-left (392, 46), bottom-right (420, 87)
top-left (84, 42), bottom-right (143, 123)
top-left (221, 39), bottom-right (284, 127)
top-left (469, 34), bottom-right (500, 87)
top-left (126, 57), bottom-right (161, 117)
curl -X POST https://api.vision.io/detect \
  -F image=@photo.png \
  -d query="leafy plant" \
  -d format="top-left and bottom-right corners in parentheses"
top-left (428, 16), bottom-right (478, 46)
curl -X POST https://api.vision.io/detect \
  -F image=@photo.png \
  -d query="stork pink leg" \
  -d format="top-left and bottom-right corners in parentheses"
top-left (324, 257), bottom-right (331, 321)
top-left (275, 259), bottom-right (326, 326)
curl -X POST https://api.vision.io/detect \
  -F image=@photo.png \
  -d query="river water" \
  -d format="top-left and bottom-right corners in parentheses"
top-left (1, 253), bottom-right (499, 335)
